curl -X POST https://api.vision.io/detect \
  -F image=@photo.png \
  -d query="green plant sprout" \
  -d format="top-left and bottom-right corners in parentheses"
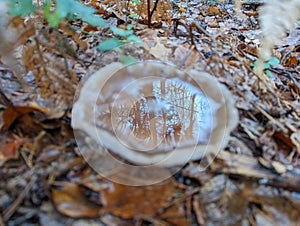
top-left (252, 57), bottom-right (280, 78)
top-left (5, 0), bottom-right (141, 53)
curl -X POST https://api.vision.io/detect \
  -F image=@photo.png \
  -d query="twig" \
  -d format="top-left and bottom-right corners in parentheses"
top-left (192, 195), bottom-right (205, 226)
top-left (268, 68), bottom-right (300, 93)
top-left (0, 215), bottom-right (5, 226)
top-left (134, 214), bottom-right (170, 226)
top-left (254, 103), bottom-right (288, 133)
top-left (0, 87), bottom-right (13, 107)
top-left (189, 21), bottom-right (213, 53)
top-left (3, 176), bottom-right (36, 222)
top-left (155, 187), bottom-right (199, 217)
top-left (149, 0), bottom-right (160, 26)
top-left (147, 0), bottom-right (160, 27)
top-left (287, 71), bottom-right (300, 92)
top-left (147, 0), bottom-right (151, 27)
top-left (173, 18), bottom-right (189, 37)
top-left (189, 21), bottom-right (211, 39)
top-left (210, 151), bottom-right (300, 192)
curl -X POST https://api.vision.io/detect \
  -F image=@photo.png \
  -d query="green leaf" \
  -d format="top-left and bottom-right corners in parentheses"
top-left (265, 70), bottom-right (274, 78)
top-left (97, 38), bottom-right (124, 51)
top-left (82, 15), bottom-right (108, 27)
top-left (129, 12), bottom-right (138, 18)
top-left (119, 55), bottom-right (137, 65)
top-left (250, 61), bottom-right (257, 68)
top-left (111, 26), bottom-right (133, 37)
top-left (267, 57), bottom-right (280, 66)
top-left (43, 0), bottom-right (64, 27)
top-left (132, 0), bottom-right (140, 4)
top-left (7, 0), bottom-right (35, 16)
top-left (43, 0), bottom-right (108, 28)
top-left (126, 35), bottom-right (142, 43)
top-left (127, 24), bottom-right (134, 30)
top-left (223, 45), bottom-right (231, 49)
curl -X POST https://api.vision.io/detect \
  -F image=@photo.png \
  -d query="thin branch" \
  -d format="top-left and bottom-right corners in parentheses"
top-left (147, 0), bottom-right (160, 28)
top-left (3, 177), bottom-right (36, 222)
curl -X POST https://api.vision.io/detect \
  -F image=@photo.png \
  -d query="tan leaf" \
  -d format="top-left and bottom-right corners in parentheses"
top-left (52, 182), bottom-right (101, 218)
top-left (149, 42), bottom-right (172, 62)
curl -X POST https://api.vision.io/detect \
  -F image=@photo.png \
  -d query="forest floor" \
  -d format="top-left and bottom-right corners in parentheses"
top-left (0, 0), bottom-right (300, 225)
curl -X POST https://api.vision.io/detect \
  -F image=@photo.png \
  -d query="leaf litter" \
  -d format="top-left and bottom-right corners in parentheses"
top-left (0, 0), bottom-right (300, 225)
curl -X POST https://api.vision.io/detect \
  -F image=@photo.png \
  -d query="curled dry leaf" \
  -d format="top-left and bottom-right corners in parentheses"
top-left (52, 182), bottom-right (101, 218)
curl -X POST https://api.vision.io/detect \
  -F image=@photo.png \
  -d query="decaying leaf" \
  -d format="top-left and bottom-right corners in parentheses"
top-left (52, 182), bottom-right (101, 218)
top-left (291, 130), bottom-right (300, 154)
top-left (0, 139), bottom-right (25, 165)
top-left (149, 42), bottom-right (172, 62)
top-left (2, 103), bottom-right (50, 129)
top-left (173, 45), bottom-right (199, 68)
top-left (159, 203), bottom-right (189, 226)
top-left (100, 179), bottom-right (176, 219)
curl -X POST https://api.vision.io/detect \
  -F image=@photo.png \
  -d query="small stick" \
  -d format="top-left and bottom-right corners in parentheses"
top-left (3, 176), bottom-right (36, 222)
top-left (254, 103), bottom-right (288, 133)
top-left (155, 187), bottom-right (199, 217)
top-left (147, 0), bottom-right (160, 27)
top-left (0, 215), bottom-right (5, 226)
top-left (192, 195), bottom-right (205, 226)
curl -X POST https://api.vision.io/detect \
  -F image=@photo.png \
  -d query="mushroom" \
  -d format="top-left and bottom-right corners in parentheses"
top-left (72, 62), bottom-right (238, 184)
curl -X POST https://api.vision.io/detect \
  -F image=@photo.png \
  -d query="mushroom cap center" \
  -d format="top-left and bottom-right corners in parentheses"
top-left (98, 76), bottom-right (216, 153)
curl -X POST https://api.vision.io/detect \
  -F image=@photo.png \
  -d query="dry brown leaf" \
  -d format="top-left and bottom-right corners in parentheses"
top-left (0, 140), bottom-right (25, 165)
top-left (291, 130), bottom-right (300, 154)
top-left (159, 204), bottom-right (189, 226)
top-left (207, 6), bottom-right (221, 15)
top-left (2, 104), bottom-right (50, 129)
top-left (38, 145), bottom-right (62, 163)
top-left (149, 42), bottom-right (172, 62)
top-left (173, 45), bottom-right (198, 67)
top-left (52, 182), bottom-right (101, 218)
top-left (100, 180), bottom-right (176, 219)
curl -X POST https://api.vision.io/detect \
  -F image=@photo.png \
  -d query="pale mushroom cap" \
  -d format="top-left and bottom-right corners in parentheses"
top-left (72, 62), bottom-right (238, 167)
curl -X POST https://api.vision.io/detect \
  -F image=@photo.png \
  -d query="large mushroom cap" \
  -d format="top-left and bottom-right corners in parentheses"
top-left (72, 62), bottom-right (238, 168)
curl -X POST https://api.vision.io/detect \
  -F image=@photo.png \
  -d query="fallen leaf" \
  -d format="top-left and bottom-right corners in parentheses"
top-left (0, 140), bottom-right (25, 165)
top-left (174, 45), bottom-right (198, 67)
top-left (38, 145), bottom-right (62, 163)
top-left (100, 179), bottom-right (176, 219)
top-left (283, 56), bottom-right (298, 68)
top-left (52, 182), bottom-right (101, 218)
top-left (149, 42), bottom-right (172, 62)
top-left (291, 130), bottom-right (300, 154)
top-left (207, 6), bottom-right (221, 15)
top-left (159, 203), bottom-right (189, 226)
top-left (2, 103), bottom-right (50, 129)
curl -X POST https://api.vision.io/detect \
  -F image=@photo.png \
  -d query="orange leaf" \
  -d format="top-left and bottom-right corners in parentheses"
top-left (100, 180), bottom-right (176, 219)
top-left (2, 103), bottom-right (49, 129)
top-left (52, 182), bottom-right (101, 218)
top-left (0, 140), bottom-right (24, 165)
top-left (207, 6), bottom-right (221, 15)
